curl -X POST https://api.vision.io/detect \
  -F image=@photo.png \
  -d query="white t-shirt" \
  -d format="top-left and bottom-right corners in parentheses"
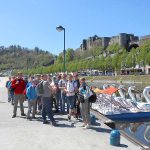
top-left (66, 81), bottom-right (75, 96)
top-left (58, 79), bottom-right (67, 92)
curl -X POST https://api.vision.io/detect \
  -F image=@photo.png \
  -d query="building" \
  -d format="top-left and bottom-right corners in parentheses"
top-left (139, 35), bottom-right (150, 45)
top-left (80, 33), bottom-right (140, 52)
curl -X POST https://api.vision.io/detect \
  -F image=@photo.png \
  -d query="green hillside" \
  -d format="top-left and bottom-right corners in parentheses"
top-left (0, 45), bottom-right (54, 70)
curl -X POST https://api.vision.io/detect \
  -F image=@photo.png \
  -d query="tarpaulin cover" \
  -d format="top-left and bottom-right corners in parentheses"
top-left (93, 86), bottom-right (118, 95)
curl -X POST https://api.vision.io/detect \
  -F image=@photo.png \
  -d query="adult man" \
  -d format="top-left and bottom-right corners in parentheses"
top-left (41, 74), bottom-right (57, 126)
top-left (12, 72), bottom-right (26, 118)
top-left (73, 73), bottom-right (80, 118)
top-left (58, 73), bottom-right (68, 113)
top-left (65, 74), bottom-right (75, 121)
top-left (54, 75), bottom-right (61, 113)
top-left (35, 74), bottom-right (42, 114)
top-left (50, 76), bottom-right (59, 113)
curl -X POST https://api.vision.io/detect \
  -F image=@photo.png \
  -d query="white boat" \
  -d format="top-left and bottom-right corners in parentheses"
top-left (127, 86), bottom-right (150, 110)
top-left (92, 85), bottom-right (150, 122)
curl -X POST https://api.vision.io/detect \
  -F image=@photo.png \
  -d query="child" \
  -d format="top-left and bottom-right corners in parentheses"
top-left (26, 79), bottom-right (37, 120)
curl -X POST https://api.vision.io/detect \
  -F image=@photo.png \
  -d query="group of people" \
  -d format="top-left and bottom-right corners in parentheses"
top-left (6, 72), bottom-right (92, 128)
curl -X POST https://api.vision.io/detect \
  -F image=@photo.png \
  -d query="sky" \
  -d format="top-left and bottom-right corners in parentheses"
top-left (0, 0), bottom-right (150, 55)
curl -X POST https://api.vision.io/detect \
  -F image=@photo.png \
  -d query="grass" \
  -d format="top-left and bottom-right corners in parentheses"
top-left (84, 75), bottom-right (150, 83)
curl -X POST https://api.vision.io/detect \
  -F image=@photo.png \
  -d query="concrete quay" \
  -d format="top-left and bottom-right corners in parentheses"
top-left (0, 78), bottom-right (139, 150)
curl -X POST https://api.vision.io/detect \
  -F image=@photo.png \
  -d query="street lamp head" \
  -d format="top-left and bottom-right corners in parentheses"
top-left (56, 25), bottom-right (65, 32)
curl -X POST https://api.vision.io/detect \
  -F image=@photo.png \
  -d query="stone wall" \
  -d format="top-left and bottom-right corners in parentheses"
top-left (80, 33), bottom-right (141, 52)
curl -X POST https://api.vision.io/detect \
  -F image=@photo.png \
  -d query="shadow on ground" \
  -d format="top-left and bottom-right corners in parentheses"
top-left (90, 127), bottom-right (111, 133)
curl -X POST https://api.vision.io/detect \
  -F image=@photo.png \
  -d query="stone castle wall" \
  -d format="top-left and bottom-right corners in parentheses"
top-left (80, 33), bottom-right (148, 52)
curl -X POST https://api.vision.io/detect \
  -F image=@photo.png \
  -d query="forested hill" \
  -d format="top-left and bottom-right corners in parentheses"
top-left (0, 45), bottom-right (55, 70)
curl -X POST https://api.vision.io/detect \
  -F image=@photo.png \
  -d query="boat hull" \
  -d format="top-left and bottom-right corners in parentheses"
top-left (105, 112), bottom-right (150, 122)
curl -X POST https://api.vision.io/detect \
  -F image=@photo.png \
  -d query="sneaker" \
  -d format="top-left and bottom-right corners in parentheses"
top-left (68, 115), bottom-right (71, 122)
top-left (8, 98), bottom-right (11, 102)
top-left (80, 123), bottom-right (86, 127)
top-left (27, 117), bottom-right (32, 121)
top-left (83, 124), bottom-right (91, 129)
top-left (12, 114), bottom-right (16, 118)
top-left (37, 111), bottom-right (41, 115)
top-left (43, 120), bottom-right (49, 124)
top-left (21, 114), bottom-right (26, 116)
top-left (51, 121), bottom-right (58, 127)
top-left (32, 117), bottom-right (37, 119)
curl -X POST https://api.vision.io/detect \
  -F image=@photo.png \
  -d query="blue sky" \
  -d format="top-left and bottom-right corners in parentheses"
top-left (0, 0), bottom-right (150, 55)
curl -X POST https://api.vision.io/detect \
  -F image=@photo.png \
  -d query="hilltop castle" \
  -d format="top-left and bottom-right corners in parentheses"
top-left (80, 33), bottom-right (150, 52)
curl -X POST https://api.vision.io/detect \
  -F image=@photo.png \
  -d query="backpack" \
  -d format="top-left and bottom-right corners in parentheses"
top-left (36, 81), bottom-right (44, 95)
top-left (9, 86), bottom-right (15, 93)
top-left (88, 90), bottom-right (97, 103)
top-left (7, 82), bottom-right (15, 93)
top-left (84, 85), bottom-right (97, 103)
top-left (77, 93), bottom-right (85, 103)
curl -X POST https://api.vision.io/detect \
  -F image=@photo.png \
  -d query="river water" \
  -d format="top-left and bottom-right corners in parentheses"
top-left (115, 122), bottom-right (150, 147)
top-left (89, 81), bottom-right (150, 148)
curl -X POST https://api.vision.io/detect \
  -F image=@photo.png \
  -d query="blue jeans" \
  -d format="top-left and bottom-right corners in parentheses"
top-left (60, 91), bottom-right (68, 113)
top-left (10, 91), bottom-right (14, 104)
top-left (42, 97), bottom-right (55, 122)
top-left (67, 95), bottom-right (75, 109)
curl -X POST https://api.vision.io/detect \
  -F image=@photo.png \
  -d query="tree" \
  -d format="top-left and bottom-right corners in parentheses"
top-left (56, 54), bottom-right (63, 64)
top-left (106, 43), bottom-right (121, 54)
top-left (66, 48), bottom-right (74, 62)
top-left (120, 49), bottom-right (128, 68)
top-left (137, 41), bottom-right (150, 74)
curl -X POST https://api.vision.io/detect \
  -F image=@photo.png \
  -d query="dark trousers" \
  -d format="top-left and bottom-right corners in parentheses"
top-left (54, 91), bottom-right (61, 111)
top-left (51, 95), bottom-right (57, 110)
top-left (36, 96), bottom-right (42, 112)
top-left (74, 94), bottom-right (80, 116)
top-left (42, 97), bottom-right (55, 122)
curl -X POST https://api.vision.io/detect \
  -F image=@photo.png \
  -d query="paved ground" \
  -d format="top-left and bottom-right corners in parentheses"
top-left (0, 77), bottom-right (139, 150)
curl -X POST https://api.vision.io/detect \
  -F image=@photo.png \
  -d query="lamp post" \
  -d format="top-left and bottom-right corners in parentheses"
top-left (56, 25), bottom-right (66, 73)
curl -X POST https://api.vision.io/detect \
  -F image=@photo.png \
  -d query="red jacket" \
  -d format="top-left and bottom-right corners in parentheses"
top-left (11, 78), bottom-right (26, 94)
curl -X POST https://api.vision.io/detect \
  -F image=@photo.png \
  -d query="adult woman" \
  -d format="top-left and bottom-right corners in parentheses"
top-left (79, 77), bottom-right (91, 129)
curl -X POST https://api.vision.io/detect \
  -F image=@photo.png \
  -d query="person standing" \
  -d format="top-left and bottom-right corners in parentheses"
top-left (26, 79), bottom-right (37, 120)
top-left (65, 74), bottom-right (75, 121)
top-left (73, 73), bottom-right (80, 118)
top-left (35, 74), bottom-right (43, 114)
top-left (7, 76), bottom-right (16, 105)
top-left (12, 72), bottom-right (26, 118)
top-left (54, 75), bottom-right (61, 113)
top-left (48, 75), bottom-right (57, 112)
top-left (58, 73), bottom-right (68, 113)
top-left (41, 75), bottom-right (57, 126)
top-left (79, 78), bottom-right (91, 129)
top-left (5, 77), bottom-right (11, 102)
top-left (50, 76), bottom-right (60, 113)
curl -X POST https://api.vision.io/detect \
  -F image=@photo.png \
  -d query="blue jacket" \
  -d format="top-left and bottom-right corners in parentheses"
top-left (26, 82), bottom-right (32, 88)
top-left (26, 85), bottom-right (37, 101)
